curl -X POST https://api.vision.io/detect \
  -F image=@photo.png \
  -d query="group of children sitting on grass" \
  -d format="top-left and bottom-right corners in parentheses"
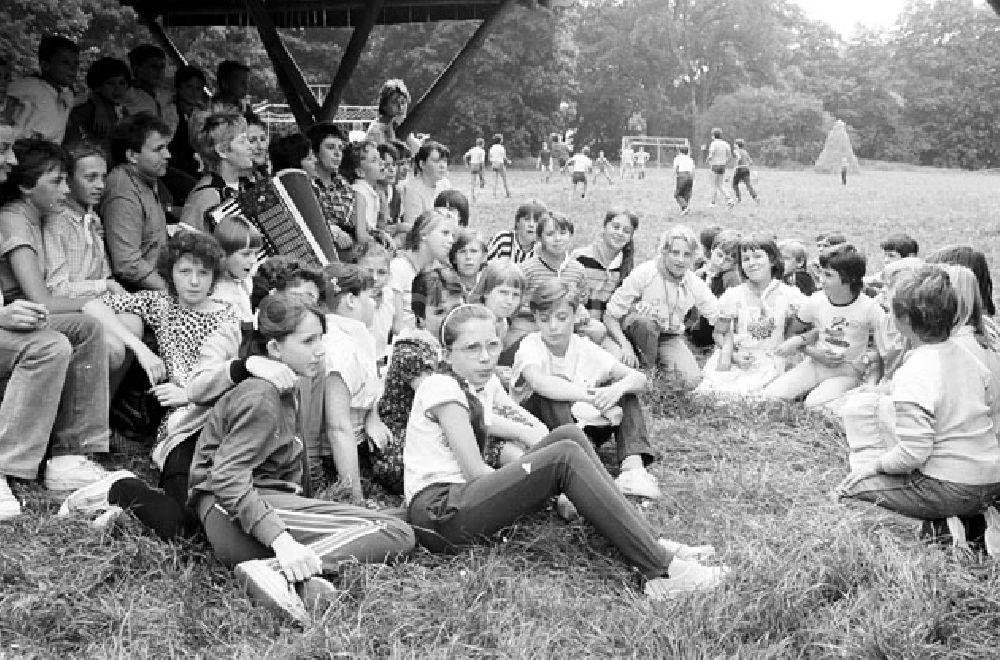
top-left (4, 63), bottom-right (1000, 620)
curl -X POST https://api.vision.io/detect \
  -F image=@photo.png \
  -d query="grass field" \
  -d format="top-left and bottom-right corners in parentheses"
top-left (5, 167), bottom-right (1000, 658)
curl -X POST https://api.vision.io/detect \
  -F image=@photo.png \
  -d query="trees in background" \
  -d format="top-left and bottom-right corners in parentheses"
top-left (3, 0), bottom-right (1000, 167)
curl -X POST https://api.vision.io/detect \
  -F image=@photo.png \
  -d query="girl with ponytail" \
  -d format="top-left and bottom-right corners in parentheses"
top-left (404, 303), bottom-right (728, 601)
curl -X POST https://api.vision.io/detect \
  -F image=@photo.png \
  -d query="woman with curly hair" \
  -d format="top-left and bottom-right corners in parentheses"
top-left (59, 230), bottom-right (241, 538)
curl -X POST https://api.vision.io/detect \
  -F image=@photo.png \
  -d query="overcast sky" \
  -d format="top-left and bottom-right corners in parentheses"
top-left (793, 0), bottom-right (906, 36)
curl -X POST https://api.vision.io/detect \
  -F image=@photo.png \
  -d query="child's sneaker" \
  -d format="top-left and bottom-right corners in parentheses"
top-left (0, 476), bottom-right (22, 520)
top-left (615, 465), bottom-right (661, 499)
top-left (234, 559), bottom-right (310, 624)
top-left (45, 455), bottom-right (108, 492)
top-left (658, 538), bottom-right (715, 562)
top-left (556, 494), bottom-right (579, 521)
top-left (58, 470), bottom-right (135, 517)
top-left (644, 558), bottom-right (730, 600)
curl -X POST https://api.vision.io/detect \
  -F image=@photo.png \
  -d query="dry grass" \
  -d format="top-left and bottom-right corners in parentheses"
top-left (4, 166), bottom-right (1000, 658)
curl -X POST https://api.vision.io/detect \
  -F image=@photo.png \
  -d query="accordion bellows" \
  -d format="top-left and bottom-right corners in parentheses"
top-left (212, 168), bottom-right (340, 267)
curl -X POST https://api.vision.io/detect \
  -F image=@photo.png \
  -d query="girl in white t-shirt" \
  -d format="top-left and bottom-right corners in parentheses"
top-left (404, 304), bottom-right (727, 600)
top-left (697, 236), bottom-right (804, 397)
top-left (389, 209), bottom-right (457, 330)
top-left (319, 263), bottom-right (394, 500)
top-left (211, 215), bottom-right (262, 323)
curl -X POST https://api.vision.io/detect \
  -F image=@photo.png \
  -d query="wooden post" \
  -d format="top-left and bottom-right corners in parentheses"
top-left (318, 0), bottom-right (385, 121)
top-left (243, 0), bottom-right (320, 129)
top-left (138, 12), bottom-right (189, 68)
top-left (398, 0), bottom-right (519, 136)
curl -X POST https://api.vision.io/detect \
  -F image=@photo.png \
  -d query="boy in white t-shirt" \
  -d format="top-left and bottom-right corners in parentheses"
top-left (488, 133), bottom-right (511, 198)
top-left (512, 279), bottom-right (661, 499)
top-left (621, 143), bottom-right (635, 180)
top-left (634, 148), bottom-right (650, 180)
top-left (463, 137), bottom-right (486, 198)
top-left (567, 147), bottom-right (593, 199)
top-left (672, 145), bottom-right (696, 214)
top-left (766, 244), bottom-right (885, 407)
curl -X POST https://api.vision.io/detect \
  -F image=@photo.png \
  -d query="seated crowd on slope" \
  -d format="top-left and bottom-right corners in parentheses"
top-left (0, 34), bottom-right (997, 621)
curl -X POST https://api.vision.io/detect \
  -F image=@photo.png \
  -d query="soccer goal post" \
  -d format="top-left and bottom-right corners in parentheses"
top-left (620, 135), bottom-right (690, 173)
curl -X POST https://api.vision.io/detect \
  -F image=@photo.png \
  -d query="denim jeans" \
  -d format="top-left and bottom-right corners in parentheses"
top-left (0, 327), bottom-right (71, 478)
top-left (521, 392), bottom-right (655, 465)
top-left (842, 471), bottom-right (1000, 520)
top-left (47, 314), bottom-right (110, 457)
top-left (624, 317), bottom-right (701, 388)
top-left (407, 424), bottom-right (672, 578)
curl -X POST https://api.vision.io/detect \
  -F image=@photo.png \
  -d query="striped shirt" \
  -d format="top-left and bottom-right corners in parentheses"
top-left (486, 229), bottom-right (534, 264)
top-left (571, 243), bottom-right (623, 315)
top-left (518, 253), bottom-right (590, 317)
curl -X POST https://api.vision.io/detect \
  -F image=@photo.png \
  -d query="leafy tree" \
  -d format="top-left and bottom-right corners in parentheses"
top-left (701, 85), bottom-right (826, 164)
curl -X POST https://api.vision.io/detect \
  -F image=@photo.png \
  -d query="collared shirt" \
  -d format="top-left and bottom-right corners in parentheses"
top-left (7, 75), bottom-right (74, 143)
top-left (123, 86), bottom-right (179, 134)
top-left (606, 259), bottom-right (720, 332)
top-left (101, 163), bottom-right (168, 287)
top-left (43, 200), bottom-right (113, 297)
top-left (0, 200), bottom-right (46, 301)
top-left (314, 175), bottom-right (356, 237)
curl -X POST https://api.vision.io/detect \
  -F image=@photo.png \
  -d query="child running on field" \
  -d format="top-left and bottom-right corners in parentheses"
top-left (731, 139), bottom-right (758, 204)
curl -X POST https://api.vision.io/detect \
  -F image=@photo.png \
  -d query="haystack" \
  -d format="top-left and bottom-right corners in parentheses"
top-left (815, 120), bottom-right (861, 173)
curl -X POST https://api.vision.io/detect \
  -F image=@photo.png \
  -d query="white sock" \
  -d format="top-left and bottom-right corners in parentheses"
top-left (621, 455), bottom-right (644, 472)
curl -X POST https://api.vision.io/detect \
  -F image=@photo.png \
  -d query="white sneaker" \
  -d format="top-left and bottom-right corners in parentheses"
top-left (659, 538), bottom-right (715, 562)
top-left (556, 494), bottom-right (579, 521)
top-left (616, 466), bottom-right (662, 499)
top-left (234, 559), bottom-right (310, 624)
top-left (644, 558), bottom-right (730, 600)
top-left (0, 476), bottom-right (22, 520)
top-left (92, 506), bottom-right (125, 530)
top-left (58, 469), bottom-right (135, 517)
top-left (45, 455), bottom-right (108, 492)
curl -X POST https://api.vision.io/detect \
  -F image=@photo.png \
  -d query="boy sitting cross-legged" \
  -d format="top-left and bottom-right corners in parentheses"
top-left (512, 279), bottom-right (661, 499)
top-left (764, 244), bottom-right (884, 408)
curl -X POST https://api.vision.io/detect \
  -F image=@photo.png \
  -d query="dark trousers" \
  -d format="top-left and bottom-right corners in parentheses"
top-left (732, 167), bottom-right (756, 201)
top-left (674, 172), bottom-right (693, 209)
top-left (407, 424), bottom-right (672, 578)
top-left (108, 433), bottom-right (200, 540)
top-left (521, 392), bottom-right (654, 465)
top-left (198, 491), bottom-right (414, 572)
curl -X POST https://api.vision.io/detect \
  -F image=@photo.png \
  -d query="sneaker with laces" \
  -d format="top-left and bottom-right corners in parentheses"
top-left (235, 559), bottom-right (310, 624)
top-left (58, 469), bottom-right (135, 517)
top-left (0, 476), bottom-right (22, 520)
top-left (615, 466), bottom-right (661, 499)
top-left (644, 558), bottom-right (730, 600)
top-left (45, 455), bottom-right (108, 492)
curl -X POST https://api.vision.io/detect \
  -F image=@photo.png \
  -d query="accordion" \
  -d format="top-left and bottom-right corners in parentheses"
top-left (211, 168), bottom-right (339, 268)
